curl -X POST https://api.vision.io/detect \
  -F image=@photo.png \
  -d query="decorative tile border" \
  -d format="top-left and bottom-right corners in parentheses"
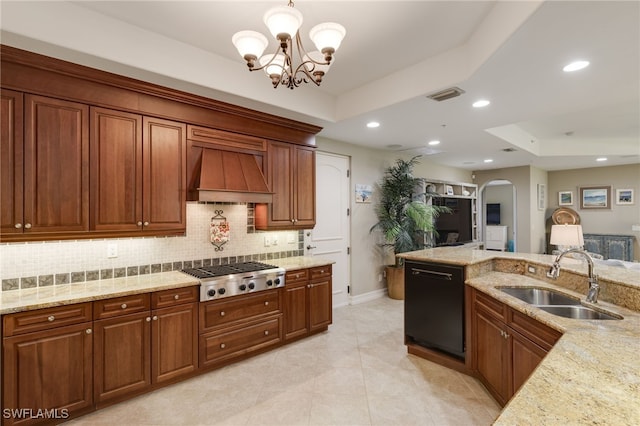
top-left (1, 249), bottom-right (304, 292)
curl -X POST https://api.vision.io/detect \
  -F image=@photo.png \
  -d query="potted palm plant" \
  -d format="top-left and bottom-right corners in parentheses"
top-left (370, 156), bottom-right (448, 299)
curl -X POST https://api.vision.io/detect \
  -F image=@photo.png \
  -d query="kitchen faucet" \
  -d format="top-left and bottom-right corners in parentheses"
top-left (547, 248), bottom-right (600, 303)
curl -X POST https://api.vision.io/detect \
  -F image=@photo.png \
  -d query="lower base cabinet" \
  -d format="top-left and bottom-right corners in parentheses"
top-left (284, 265), bottom-right (332, 341)
top-left (472, 289), bottom-right (561, 406)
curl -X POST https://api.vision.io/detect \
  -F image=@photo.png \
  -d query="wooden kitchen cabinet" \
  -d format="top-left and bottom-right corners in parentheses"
top-left (471, 288), bottom-right (561, 406)
top-left (284, 265), bottom-right (332, 341)
top-left (199, 289), bottom-right (283, 368)
top-left (2, 303), bottom-right (94, 425)
top-left (90, 107), bottom-right (186, 235)
top-left (255, 141), bottom-right (315, 230)
top-left (1, 93), bottom-right (89, 241)
top-left (93, 287), bottom-right (198, 405)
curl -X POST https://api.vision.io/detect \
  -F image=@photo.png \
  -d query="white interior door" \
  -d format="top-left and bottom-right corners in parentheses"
top-left (305, 152), bottom-right (350, 308)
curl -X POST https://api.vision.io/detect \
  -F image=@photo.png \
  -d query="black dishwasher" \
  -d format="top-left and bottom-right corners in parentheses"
top-left (404, 261), bottom-right (465, 360)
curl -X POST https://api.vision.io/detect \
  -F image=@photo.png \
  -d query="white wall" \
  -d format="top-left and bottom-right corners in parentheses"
top-left (316, 137), bottom-right (472, 297)
top-left (483, 183), bottom-right (515, 246)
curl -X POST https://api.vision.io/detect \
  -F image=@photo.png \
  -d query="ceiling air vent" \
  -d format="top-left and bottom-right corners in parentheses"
top-left (426, 87), bottom-right (465, 102)
top-left (502, 148), bottom-right (517, 152)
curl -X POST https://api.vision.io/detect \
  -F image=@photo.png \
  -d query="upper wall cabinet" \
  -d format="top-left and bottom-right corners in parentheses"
top-left (256, 141), bottom-right (315, 230)
top-left (91, 107), bottom-right (186, 235)
top-left (1, 93), bottom-right (90, 240)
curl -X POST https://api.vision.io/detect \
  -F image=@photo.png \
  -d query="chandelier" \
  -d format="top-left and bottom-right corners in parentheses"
top-left (231, 1), bottom-right (346, 89)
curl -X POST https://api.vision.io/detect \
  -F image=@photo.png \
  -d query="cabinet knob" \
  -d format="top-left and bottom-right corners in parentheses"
top-left (24, 223), bottom-right (32, 229)
top-left (86, 328), bottom-right (92, 334)
top-left (264, 330), bottom-right (269, 336)
top-left (121, 303), bottom-right (127, 309)
top-left (264, 301), bottom-right (269, 306)
top-left (220, 343), bottom-right (226, 349)
top-left (14, 223), bottom-right (22, 229)
top-left (291, 219), bottom-right (295, 223)
top-left (144, 221), bottom-right (149, 226)
top-left (320, 269), bottom-right (325, 273)
top-left (137, 221), bottom-right (143, 226)
top-left (174, 294), bottom-right (180, 300)
top-left (153, 315), bottom-right (158, 321)
top-left (47, 315), bottom-right (55, 322)
top-left (146, 317), bottom-right (152, 322)
top-left (220, 311), bottom-right (225, 316)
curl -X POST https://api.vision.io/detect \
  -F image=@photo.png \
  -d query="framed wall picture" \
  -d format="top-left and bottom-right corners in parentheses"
top-left (579, 186), bottom-right (611, 209)
top-left (537, 184), bottom-right (545, 210)
top-left (615, 188), bottom-right (634, 205)
top-left (558, 191), bottom-right (573, 206)
top-left (445, 185), bottom-right (454, 195)
top-left (355, 184), bottom-right (372, 203)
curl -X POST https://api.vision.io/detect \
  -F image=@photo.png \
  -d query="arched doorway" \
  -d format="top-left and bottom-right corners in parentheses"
top-left (480, 180), bottom-right (517, 252)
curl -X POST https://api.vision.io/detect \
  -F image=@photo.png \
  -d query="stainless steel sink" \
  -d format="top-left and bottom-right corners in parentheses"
top-left (499, 287), bottom-right (580, 306)
top-left (537, 305), bottom-right (622, 320)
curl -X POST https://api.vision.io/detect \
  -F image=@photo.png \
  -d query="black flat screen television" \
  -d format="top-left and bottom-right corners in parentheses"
top-left (433, 197), bottom-right (472, 246)
top-left (486, 203), bottom-right (501, 225)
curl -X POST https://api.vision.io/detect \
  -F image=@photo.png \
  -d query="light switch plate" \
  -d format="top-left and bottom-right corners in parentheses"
top-left (107, 243), bottom-right (118, 258)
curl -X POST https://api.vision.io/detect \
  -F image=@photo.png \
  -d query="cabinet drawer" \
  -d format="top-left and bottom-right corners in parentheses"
top-left (199, 289), bottom-right (280, 332)
top-left (309, 265), bottom-right (332, 281)
top-left (93, 293), bottom-right (151, 320)
top-left (474, 290), bottom-right (507, 321)
top-left (152, 286), bottom-right (199, 309)
top-left (286, 269), bottom-right (308, 283)
top-left (508, 309), bottom-right (562, 351)
top-left (3, 302), bottom-right (92, 336)
top-left (199, 315), bottom-right (282, 368)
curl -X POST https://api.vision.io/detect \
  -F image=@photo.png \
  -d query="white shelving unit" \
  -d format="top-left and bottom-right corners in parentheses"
top-left (421, 179), bottom-right (479, 243)
top-left (486, 225), bottom-right (508, 251)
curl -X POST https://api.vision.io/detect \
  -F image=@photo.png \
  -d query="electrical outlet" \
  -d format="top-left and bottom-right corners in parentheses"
top-left (527, 265), bottom-right (536, 274)
top-left (271, 235), bottom-right (278, 246)
top-left (378, 274), bottom-right (382, 282)
top-left (264, 236), bottom-right (271, 247)
top-left (287, 233), bottom-right (296, 244)
top-left (107, 243), bottom-right (118, 258)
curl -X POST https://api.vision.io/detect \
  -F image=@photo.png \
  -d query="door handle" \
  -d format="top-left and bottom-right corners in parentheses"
top-left (307, 245), bottom-right (317, 250)
top-left (411, 268), bottom-right (453, 280)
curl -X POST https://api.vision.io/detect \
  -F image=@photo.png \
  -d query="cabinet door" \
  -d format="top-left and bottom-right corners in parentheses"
top-left (1, 89), bottom-right (23, 235)
top-left (3, 322), bottom-right (93, 425)
top-left (293, 146), bottom-right (315, 227)
top-left (284, 281), bottom-right (308, 340)
top-left (152, 302), bottom-right (198, 384)
top-left (308, 277), bottom-right (332, 333)
top-left (510, 329), bottom-right (546, 394)
top-left (265, 141), bottom-right (294, 227)
top-left (475, 309), bottom-right (509, 405)
top-left (24, 95), bottom-right (89, 234)
top-left (93, 312), bottom-right (151, 404)
top-left (142, 117), bottom-right (186, 232)
top-left (90, 107), bottom-right (143, 231)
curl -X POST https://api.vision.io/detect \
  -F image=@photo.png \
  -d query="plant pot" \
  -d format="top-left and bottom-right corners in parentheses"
top-left (385, 265), bottom-right (405, 300)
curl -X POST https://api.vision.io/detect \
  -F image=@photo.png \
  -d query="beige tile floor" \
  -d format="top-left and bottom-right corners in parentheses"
top-left (67, 297), bottom-right (500, 426)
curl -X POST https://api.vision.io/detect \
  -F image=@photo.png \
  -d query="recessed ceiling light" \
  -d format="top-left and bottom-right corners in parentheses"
top-left (563, 60), bottom-right (590, 72)
top-left (473, 100), bottom-right (490, 108)
top-left (366, 121), bottom-right (380, 128)
top-left (428, 140), bottom-right (440, 146)
top-left (596, 157), bottom-right (607, 162)
top-left (483, 159), bottom-right (493, 163)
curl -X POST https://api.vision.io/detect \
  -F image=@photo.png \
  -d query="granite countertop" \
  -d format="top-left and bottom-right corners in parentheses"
top-left (0, 256), bottom-right (335, 315)
top-left (400, 247), bottom-right (640, 425)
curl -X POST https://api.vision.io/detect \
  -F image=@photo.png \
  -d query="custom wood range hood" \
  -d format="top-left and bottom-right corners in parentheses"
top-left (194, 148), bottom-right (273, 203)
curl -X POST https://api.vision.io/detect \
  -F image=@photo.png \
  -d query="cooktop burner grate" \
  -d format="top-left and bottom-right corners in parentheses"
top-left (182, 261), bottom-right (280, 279)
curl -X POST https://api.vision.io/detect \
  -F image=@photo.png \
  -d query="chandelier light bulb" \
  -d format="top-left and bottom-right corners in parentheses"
top-left (263, 5), bottom-right (303, 41)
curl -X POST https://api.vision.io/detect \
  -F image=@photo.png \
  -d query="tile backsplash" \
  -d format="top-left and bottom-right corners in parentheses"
top-left (1, 203), bottom-right (303, 291)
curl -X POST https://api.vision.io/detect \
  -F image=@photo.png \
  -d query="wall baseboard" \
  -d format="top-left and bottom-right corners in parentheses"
top-left (350, 288), bottom-right (387, 305)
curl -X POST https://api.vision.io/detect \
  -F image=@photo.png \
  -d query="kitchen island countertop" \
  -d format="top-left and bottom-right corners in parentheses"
top-left (399, 247), bottom-right (640, 425)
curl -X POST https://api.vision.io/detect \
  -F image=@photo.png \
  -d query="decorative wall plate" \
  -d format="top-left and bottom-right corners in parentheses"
top-left (552, 207), bottom-right (581, 225)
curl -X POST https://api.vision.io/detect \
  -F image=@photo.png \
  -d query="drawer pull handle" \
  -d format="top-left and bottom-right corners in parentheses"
top-left (264, 301), bottom-right (269, 306)
top-left (146, 317), bottom-right (152, 322)
top-left (121, 303), bottom-right (128, 309)
top-left (220, 343), bottom-right (226, 349)
top-left (264, 330), bottom-right (269, 336)
top-left (86, 328), bottom-right (92, 334)
top-left (152, 315), bottom-right (158, 321)
top-left (220, 311), bottom-right (225, 316)
top-left (174, 294), bottom-right (180, 300)
top-left (47, 315), bottom-right (55, 322)
top-left (320, 269), bottom-right (324, 273)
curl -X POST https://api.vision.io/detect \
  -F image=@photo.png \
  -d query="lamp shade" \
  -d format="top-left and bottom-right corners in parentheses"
top-left (309, 22), bottom-right (346, 52)
top-left (264, 5), bottom-right (303, 39)
top-left (550, 224), bottom-right (584, 247)
top-left (232, 31), bottom-right (269, 59)
top-left (259, 53), bottom-right (287, 77)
